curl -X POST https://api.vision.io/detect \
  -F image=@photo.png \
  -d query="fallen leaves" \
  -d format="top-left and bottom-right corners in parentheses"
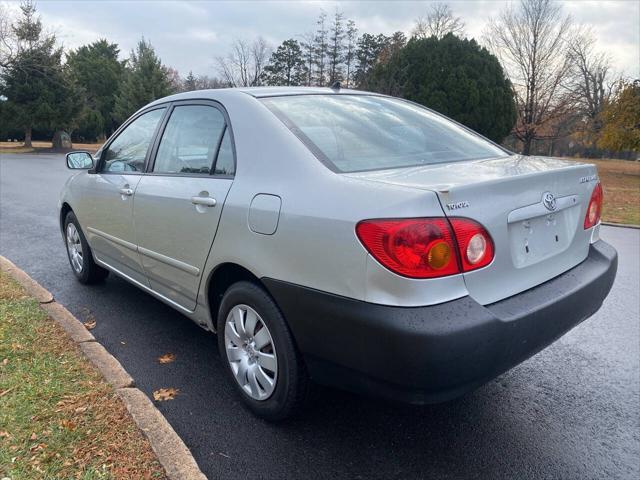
top-left (29, 442), bottom-right (47, 453)
top-left (83, 319), bottom-right (96, 330)
top-left (60, 419), bottom-right (77, 431)
top-left (153, 388), bottom-right (179, 401)
top-left (157, 353), bottom-right (176, 364)
top-left (2, 274), bottom-right (167, 479)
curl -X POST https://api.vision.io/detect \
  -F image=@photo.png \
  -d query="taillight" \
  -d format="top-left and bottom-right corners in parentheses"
top-left (355, 217), bottom-right (494, 279)
top-left (448, 218), bottom-right (494, 271)
top-left (584, 182), bottom-right (603, 229)
top-left (355, 218), bottom-right (459, 278)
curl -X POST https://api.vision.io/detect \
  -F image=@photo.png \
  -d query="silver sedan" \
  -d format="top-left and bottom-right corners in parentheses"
top-left (60, 87), bottom-right (617, 420)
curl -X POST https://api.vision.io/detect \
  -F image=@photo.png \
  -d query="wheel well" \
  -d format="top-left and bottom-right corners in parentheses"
top-left (207, 263), bottom-right (263, 326)
top-left (60, 202), bottom-right (72, 230)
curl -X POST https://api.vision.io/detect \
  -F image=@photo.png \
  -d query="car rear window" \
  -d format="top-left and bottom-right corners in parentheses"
top-left (261, 94), bottom-right (508, 173)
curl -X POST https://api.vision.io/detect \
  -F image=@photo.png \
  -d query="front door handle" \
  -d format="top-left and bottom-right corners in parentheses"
top-left (191, 196), bottom-right (217, 207)
top-left (119, 187), bottom-right (134, 196)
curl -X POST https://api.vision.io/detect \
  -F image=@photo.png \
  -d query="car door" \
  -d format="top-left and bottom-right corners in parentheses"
top-left (133, 101), bottom-right (235, 310)
top-left (80, 107), bottom-right (167, 285)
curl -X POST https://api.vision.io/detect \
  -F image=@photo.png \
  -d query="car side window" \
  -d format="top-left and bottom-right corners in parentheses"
top-left (213, 128), bottom-right (235, 176)
top-left (153, 105), bottom-right (226, 174)
top-left (101, 108), bottom-right (166, 173)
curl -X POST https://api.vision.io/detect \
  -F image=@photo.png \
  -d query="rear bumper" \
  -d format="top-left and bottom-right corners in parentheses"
top-left (263, 240), bottom-right (618, 404)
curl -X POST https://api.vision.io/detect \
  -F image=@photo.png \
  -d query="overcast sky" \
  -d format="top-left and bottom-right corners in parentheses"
top-left (4, 0), bottom-right (639, 78)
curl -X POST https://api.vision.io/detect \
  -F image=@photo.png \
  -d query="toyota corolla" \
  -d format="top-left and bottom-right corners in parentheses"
top-left (60, 87), bottom-right (617, 420)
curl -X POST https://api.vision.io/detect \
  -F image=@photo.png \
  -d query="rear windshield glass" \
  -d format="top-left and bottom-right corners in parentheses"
top-left (261, 95), bottom-right (508, 173)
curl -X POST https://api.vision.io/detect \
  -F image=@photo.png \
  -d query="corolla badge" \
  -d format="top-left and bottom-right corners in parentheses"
top-left (542, 191), bottom-right (557, 211)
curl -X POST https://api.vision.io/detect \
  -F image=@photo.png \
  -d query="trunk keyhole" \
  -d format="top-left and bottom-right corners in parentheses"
top-left (555, 235), bottom-right (559, 242)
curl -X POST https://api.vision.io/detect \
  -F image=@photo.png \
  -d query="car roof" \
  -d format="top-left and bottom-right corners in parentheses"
top-left (146, 86), bottom-right (372, 106)
top-left (233, 86), bottom-right (370, 97)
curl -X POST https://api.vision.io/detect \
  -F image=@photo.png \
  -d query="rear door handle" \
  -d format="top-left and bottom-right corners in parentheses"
top-left (119, 187), bottom-right (134, 196)
top-left (191, 196), bottom-right (217, 207)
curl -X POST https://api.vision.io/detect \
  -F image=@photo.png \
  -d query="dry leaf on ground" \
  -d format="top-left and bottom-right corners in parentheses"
top-left (83, 320), bottom-right (96, 330)
top-left (157, 353), bottom-right (176, 364)
top-left (153, 388), bottom-right (179, 401)
top-left (60, 419), bottom-right (77, 431)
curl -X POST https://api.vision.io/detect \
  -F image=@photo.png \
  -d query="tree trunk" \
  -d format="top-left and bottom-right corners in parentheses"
top-left (522, 132), bottom-right (533, 156)
top-left (24, 127), bottom-right (32, 148)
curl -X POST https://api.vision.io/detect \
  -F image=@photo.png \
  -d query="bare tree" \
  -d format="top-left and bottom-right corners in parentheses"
top-left (299, 32), bottom-right (315, 86)
top-left (0, 3), bottom-right (16, 70)
top-left (215, 37), bottom-right (270, 87)
top-left (196, 75), bottom-right (225, 90)
top-left (485, 0), bottom-right (573, 155)
top-left (412, 3), bottom-right (465, 40)
top-left (165, 66), bottom-right (182, 93)
top-left (251, 37), bottom-right (269, 86)
top-left (566, 26), bottom-right (618, 146)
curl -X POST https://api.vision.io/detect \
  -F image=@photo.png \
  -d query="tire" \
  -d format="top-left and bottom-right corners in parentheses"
top-left (217, 281), bottom-right (309, 421)
top-left (64, 211), bottom-right (109, 284)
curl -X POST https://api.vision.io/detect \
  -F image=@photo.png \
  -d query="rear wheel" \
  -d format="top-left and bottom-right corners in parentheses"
top-left (64, 211), bottom-right (109, 284)
top-left (217, 281), bottom-right (308, 421)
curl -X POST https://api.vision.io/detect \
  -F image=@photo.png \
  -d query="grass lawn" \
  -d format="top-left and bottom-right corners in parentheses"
top-left (0, 141), bottom-right (102, 154)
top-left (0, 272), bottom-right (166, 479)
top-left (566, 158), bottom-right (640, 225)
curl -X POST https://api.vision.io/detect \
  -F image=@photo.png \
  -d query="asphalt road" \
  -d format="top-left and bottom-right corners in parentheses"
top-left (1, 153), bottom-right (639, 480)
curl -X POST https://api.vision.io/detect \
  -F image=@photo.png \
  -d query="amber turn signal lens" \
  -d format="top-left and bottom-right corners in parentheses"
top-left (427, 241), bottom-right (451, 270)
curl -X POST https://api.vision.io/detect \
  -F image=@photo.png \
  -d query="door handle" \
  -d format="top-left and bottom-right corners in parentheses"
top-left (119, 187), bottom-right (134, 196)
top-left (191, 196), bottom-right (217, 207)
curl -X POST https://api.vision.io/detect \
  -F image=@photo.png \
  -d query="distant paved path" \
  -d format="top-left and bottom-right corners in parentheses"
top-left (2, 153), bottom-right (638, 479)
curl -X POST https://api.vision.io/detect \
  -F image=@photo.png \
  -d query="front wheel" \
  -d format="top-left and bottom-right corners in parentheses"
top-left (217, 281), bottom-right (308, 421)
top-left (64, 211), bottom-right (109, 284)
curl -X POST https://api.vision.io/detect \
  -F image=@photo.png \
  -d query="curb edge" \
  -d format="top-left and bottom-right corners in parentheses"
top-left (602, 221), bottom-right (640, 230)
top-left (0, 255), bottom-right (208, 480)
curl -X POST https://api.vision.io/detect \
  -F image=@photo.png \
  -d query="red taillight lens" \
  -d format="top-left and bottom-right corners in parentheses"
top-left (355, 218), bottom-right (459, 278)
top-left (449, 218), bottom-right (495, 271)
top-left (355, 217), bottom-right (494, 279)
top-left (584, 183), bottom-right (603, 229)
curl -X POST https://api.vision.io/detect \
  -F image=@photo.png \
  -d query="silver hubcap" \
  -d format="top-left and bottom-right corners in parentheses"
top-left (225, 304), bottom-right (278, 401)
top-left (66, 223), bottom-right (83, 273)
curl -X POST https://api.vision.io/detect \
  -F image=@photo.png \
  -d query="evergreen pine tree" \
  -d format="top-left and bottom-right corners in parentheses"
top-left (67, 39), bottom-right (124, 139)
top-left (314, 11), bottom-right (328, 86)
top-left (263, 39), bottom-right (306, 86)
top-left (344, 20), bottom-right (358, 88)
top-left (113, 38), bottom-right (175, 123)
top-left (0, 1), bottom-right (79, 147)
top-left (367, 34), bottom-right (516, 142)
top-left (183, 70), bottom-right (198, 91)
top-left (327, 10), bottom-right (345, 84)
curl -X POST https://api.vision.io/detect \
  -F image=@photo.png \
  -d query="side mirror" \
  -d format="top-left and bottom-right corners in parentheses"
top-left (66, 151), bottom-right (94, 170)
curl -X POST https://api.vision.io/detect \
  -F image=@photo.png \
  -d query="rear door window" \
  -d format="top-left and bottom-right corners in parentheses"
top-left (153, 105), bottom-right (226, 174)
top-left (213, 128), bottom-right (235, 176)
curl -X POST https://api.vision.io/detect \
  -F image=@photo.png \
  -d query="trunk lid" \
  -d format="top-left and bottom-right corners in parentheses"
top-left (346, 155), bottom-right (599, 305)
